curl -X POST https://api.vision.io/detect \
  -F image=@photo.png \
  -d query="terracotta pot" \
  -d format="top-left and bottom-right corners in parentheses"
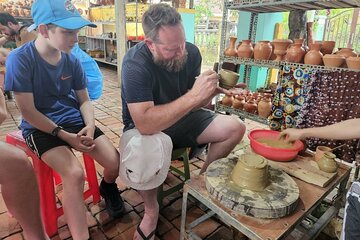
top-left (315, 146), bottom-right (331, 162)
top-left (335, 48), bottom-right (357, 58)
top-left (224, 37), bottom-right (238, 57)
top-left (304, 43), bottom-right (323, 65)
top-left (221, 94), bottom-right (233, 107)
top-left (236, 40), bottom-right (253, 58)
top-left (272, 39), bottom-right (293, 61)
top-left (243, 98), bottom-right (257, 113)
top-left (257, 95), bottom-right (272, 118)
top-left (253, 41), bottom-right (272, 60)
top-left (323, 54), bottom-right (345, 68)
top-left (232, 95), bottom-right (246, 109)
top-left (316, 40), bottom-right (336, 55)
top-left (230, 153), bottom-right (269, 191)
top-left (317, 152), bottom-right (338, 173)
top-left (346, 56), bottom-right (360, 70)
top-left (284, 43), bottom-right (306, 63)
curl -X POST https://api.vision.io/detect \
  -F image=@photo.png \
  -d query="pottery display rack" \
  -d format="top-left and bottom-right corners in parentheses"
top-left (215, 0), bottom-right (360, 124)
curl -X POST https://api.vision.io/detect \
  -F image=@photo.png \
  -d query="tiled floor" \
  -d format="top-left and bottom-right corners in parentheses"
top-left (0, 66), bottom-right (342, 240)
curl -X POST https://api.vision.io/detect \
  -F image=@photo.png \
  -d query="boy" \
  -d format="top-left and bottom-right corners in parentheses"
top-left (5, 0), bottom-right (124, 238)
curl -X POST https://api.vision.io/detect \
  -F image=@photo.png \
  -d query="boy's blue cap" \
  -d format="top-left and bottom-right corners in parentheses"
top-left (28, 0), bottom-right (96, 32)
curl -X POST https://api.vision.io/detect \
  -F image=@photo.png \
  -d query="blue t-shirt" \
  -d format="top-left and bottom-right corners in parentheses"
top-left (5, 41), bottom-right (87, 137)
top-left (121, 41), bottom-right (202, 131)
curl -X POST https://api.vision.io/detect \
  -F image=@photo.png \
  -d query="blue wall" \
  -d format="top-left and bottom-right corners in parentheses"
top-left (237, 12), bottom-right (283, 91)
top-left (180, 11), bottom-right (195, 43)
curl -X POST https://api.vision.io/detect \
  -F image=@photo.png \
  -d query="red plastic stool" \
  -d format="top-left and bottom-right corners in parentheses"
top-left (6, 130), bottom-right (101, 237)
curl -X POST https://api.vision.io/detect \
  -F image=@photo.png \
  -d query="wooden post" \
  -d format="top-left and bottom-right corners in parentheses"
top-left (115, 0), bottom-right (127, 87)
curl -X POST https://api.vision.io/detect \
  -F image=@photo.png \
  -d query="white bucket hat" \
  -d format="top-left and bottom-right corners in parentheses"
top-left (119, 128), bottom-right (173, 190)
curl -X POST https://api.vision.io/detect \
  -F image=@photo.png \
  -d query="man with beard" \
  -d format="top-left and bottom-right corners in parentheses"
top-left (0, 12), bottom-right (37, 48)
top-left (120, 3), bottom-right (246, 240)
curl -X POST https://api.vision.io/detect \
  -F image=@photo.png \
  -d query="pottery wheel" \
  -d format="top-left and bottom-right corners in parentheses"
top-left (205, 157), bottom-right (299, 219)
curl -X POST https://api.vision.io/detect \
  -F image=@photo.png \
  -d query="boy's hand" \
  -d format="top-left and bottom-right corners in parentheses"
top-left (62, 132), bottom-right (95, 152)
top-left (279, 128), bottom-right (303, 143)
top-left (77, 125), bottom-right (95, 146)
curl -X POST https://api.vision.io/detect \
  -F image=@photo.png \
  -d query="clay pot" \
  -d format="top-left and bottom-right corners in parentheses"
top-left (272, 39), bottom-right (293, 61)
top-left (304, 43), bottom-right (323, 65)
top-left (232, 95), bottom-right (246, 109)
top-left (224, 37), bottom-right (238, 57)
top-left (257, 95), bottom-right (272, 118)
top-left (243, 98), bottom-right (257, 114)
top-left (323, 54), bottom-right (345, 68)
top-left (218, 69), bottom-right (239, 89)
top-left (253, 41), bottom-right (272, 60)
top-left (317, 152), bottom-right (338, 173)
top-left (314, 146), bottom-right (331, 162)
top-left (346, 56), bottom-right (360, 70)
top-left (284, 43), bottom-right (306, 63)
top-left (221, 94), bottom-right (233, 107)
top-left (316, 40), bottom-right (336, 55)
top-left (236, 40), bottom-right (253, 58)
top-left (230, 153), bottom-right (269, 191)
top-left (335, 48), bottom-right (357, 58)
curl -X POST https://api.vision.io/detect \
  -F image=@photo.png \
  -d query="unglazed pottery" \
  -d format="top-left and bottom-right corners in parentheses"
top-left (221, 94), bottom-right (233, 106)
top-left (257, 94), bottom-right (272, 118)
top-left (253, 41), bottom-right (272, 60)
top-left (284, 43), bottom-right (306, 63)
top-left (315, 146), bottom-right (331, 162)
top-left (272, 39), bottom-right (293, 61)
top-left (243, 98), bottom-right (257, 114)
top-left (316, 40), bottom-right (336, 55)
top-left (322, 54), bottom-right (345, 68)
top-left (304, 43), bottom-right (323, 65)
top-left (236, 40), bottom-right (253, 58)
top-left (335, 48), bottom-right (357, 58)
top-left (317, 152), bottom-right (338, 173)
top-left (232, 95), bottom-right (246, 109)
top-left (230, 153), bottom-right (269, 191)
top-left (346, 56), bottom-right (360, 70)
top-left (219, 69), bottom-right (239, 89)
top-left (224, 37), bottom-right (238, 57)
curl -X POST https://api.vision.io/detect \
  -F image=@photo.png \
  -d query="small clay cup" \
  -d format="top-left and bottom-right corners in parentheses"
top-left (230, 153), bottom-right (269, 191)
top-left (218, 69), bottom-right (239, 89)
top-left (317, 152), bottom-right (338, 173)
top-left (315, 146), bottom-right (331, 162)
top-left (323, 54), bottom-right (345, 68)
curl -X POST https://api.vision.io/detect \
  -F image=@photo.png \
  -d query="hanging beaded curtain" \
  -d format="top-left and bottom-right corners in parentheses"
top-left (297, 70), bottom-right (360, 163)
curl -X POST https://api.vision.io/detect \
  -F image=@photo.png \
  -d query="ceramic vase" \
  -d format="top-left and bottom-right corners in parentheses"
top-left (237, 40), bottom-right (253, 58)
top-left (257, 93), bottom-right (272, 118)
top-left (335, 48), bottom-right (357, 58)
top-left (244, 98), bottom-right (257, 113)
top-left (253, 41), bottom-right (272, 60)
top-left (224, 37), bottom-right (238, 57)
top-left (221, 94), bottom-right (233, 107)
top-left (304, 43), bottom-right (323, 65)
top-left (272, 39), bottom-right (293, 61)
top-left (284, 43), bottom-right (306, 63)
top-left (232, 95), bottom-right (246, 109)
top-left (316, 40), bottom-right (336, 55)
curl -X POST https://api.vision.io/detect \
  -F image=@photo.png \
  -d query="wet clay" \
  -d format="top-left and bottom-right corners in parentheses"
top-left (257, 137), bottom-right (295, 149)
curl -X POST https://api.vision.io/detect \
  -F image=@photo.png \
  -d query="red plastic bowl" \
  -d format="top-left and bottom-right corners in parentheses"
top-left (248, 129), bottom-right (304, 162)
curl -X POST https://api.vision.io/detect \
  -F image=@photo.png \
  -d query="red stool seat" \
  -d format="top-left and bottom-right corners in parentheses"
top-left (6, 130), bottom-right (100, 237)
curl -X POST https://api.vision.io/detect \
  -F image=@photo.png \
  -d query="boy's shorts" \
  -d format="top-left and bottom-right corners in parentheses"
top-left (25, 125), bottom-right (104, 158)
top-left (163, 108), bottom-right (216, 149)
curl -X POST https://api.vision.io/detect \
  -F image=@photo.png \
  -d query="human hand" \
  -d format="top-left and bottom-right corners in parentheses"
top-left (191, 69), bottom-right (219, 104)
top-left (63, 132), bottom-right (95, 152)
top-left (77, 125), bottom-right (95, 147)
top-left (279, 128), bottom-right (304, 143)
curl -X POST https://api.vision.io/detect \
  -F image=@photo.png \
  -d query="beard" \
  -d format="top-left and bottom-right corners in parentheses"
top-left (8, 27), bottom-right (17, 37)
top-left (153, 49), bottom-right (188, 72)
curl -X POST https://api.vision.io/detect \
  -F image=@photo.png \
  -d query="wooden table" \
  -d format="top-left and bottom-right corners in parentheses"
top-left (180, 162), bottom-right (351, 240)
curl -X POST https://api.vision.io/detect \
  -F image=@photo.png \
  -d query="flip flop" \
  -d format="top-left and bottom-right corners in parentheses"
top-left (136, 224), bottom-right (156, 240)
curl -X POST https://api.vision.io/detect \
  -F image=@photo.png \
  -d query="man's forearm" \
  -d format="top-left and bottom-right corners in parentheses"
top-left (79, 100), bottom-right (95, 127)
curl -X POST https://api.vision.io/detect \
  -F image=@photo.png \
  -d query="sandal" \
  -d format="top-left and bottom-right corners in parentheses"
top-left (136, 224), bottom-right (156, 240)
